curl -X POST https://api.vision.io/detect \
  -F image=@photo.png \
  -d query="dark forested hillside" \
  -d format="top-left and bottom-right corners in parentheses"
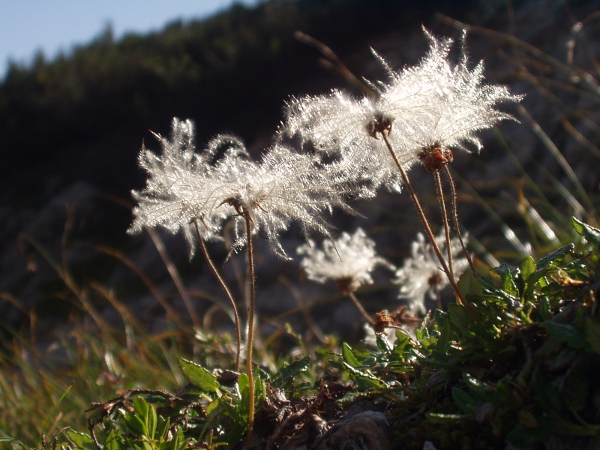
top-left (3, 0), bottom-right (599, 332)
top-left (0, 0), bottom-right (473, 209)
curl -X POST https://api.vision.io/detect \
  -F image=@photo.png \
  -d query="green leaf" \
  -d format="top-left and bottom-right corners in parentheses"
top-left (133, 396), bottom-right (149, 421)
top-left (426, 412), bottom-right (469, 423)
top-left (271, 356), bottom-right (310, 388)
top-left (436, 314), bottom-right (451, 354)
top-left (342, 342), bottom-right (361, 368)
top-left (147, 401), bottom-right (158, 438)
top-left (391, 332), bottom-right (411, 361)
top-left (536, 244), bottom-right (574, 271)
top-left (104, 428), bottom-right (123, 450)
top-left (520, 256), bottom-right (536, 281)
top-left (237, 372), bottom-right (250, 416)
top-left (156, 416), bottom-right (170, 441)
top-left (354, 375), bottom-right (387, 390)
top-left (545, 321), bottom-right (586, 349)
top-left (38, 381), bottom-right (73, 448)
top-left (352, 341), bottom-right (372, 360)
top-left (447, 303), bottom-right (474, 338)
top-left (0, 436), bottom-right (29, 449)
top-left (66, 430), bottom-right (96, 450)
top-left (451, 387), bottom-right (479, 414)
top-left (178, 358), bottom-right (221, 393)
top-left (169, 425), bottom-right (184, 450)
top-left (572, 217), bottom-right (600, 247)
top-left (502, 269), bottom-right (519, 297)
top-left (342, 362), bottom-right (385, 389)
top-left (124, 411), bottom-right (147, 436)
top-left (457, 269), bottom-right (483, 297)
top-left (463, 373), bottom-right (507, 403)
top-left (376, 334), bottom-right (393, 354)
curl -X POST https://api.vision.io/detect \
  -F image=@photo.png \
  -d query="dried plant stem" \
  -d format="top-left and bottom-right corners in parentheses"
top-left (193, 219), bottom-right (242, 372)
top-left (243, 211), bottom-right (256, 448)
top-left (146, 227), bottom-right (199, 329)
top-left (294, 31), bottom-right (375, 97)
top-left (381, 131), bottom-right (478, 320)
top-left (443, 165), bottom-right (476, 274)
top-left (348, 291), bottom-right (375, 325)
top-left (433, 172), bottom-right (455, 281)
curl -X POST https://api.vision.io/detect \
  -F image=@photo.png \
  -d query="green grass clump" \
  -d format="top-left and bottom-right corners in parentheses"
top-left (4, 217), bottom-right (600, 449)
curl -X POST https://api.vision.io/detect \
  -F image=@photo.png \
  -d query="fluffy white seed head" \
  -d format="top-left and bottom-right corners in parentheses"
top-left (394, 231), bottom-right (469, 314)
top-left (128, 118), bottom-right (227, 254)
top-left (297, 228), bottom-right (395, 293)
top-left (129, 118), bottom-right (350, 258)
top-left (283, 28), bottom-right (521, 192)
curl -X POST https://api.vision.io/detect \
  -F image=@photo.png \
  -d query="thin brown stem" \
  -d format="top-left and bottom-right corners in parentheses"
top-left (146, 227), bottom-right (199, 328)
top-left (347, 291), bottom-right (375, 325)
top-left (433, 171), bottom-right (455, 281)
top-left (443, 165), bottom-right (476, 274)
top-left (193, 219), bottom-right (242, 371)
top-left (243, 211), bottom-right (256, 448)
top-left (380, 131), bottom-right (478, 321)
top-left (294, 31), bottom-right (375, 97)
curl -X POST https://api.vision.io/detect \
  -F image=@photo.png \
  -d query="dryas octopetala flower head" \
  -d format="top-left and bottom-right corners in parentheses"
top-left (297, 227), bottom-right (395, 294)
top-left (129, 118), bottom-right (350, 258)
top-left (128, 118), bottom-right (227, 252)
top-left (283, 27), bottom-right (521, 191)
top-left (205, 140), bottom-right (353, 257)
top-left (394, 231), bottom-right (469, 315)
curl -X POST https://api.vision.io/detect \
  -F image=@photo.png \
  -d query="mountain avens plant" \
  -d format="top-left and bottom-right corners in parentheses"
top-left (122, 27), bottom-right (522, 447)
top-left (297, 227), bottom-right (396, 324)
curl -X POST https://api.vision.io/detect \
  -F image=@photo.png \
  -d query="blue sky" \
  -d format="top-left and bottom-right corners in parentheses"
top-left (0, 0), bottom-right (255, 79)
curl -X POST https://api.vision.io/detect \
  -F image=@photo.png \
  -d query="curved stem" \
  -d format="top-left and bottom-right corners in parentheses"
top-left (434, 172), bottom-right (455, 282)
top-left (193, 219), bottom-right (242, 371)
top-left (443, 165), bottom-right (476, 274)
top-left (243, 212), bottom-right (256, 448)
top-left (348, 291), bottom-right (375, 325)
top-left (380, 131), bottom-right (478, 321)
top-left (147, 227), bottom-right (199, 328)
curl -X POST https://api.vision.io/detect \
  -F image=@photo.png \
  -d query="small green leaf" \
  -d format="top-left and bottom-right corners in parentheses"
top-left (520, 256), bottom-right (536, 281)
top-left (271, 356), bottom-right (310, 388)
top-left (124, 411), bottom-right (147, 436)
top-left (536, 244), bottom-right (574, 271)
top-left (354, 375), bottom-right (387, 390)
top-left (452, 387), bottom-right (479, 414)
top-left (447, 303), bottom-right (474, 337)
top-left (156, 416), bottom-right (170, 441)
top-left (501, 268), bottom-right (519, 297)
top-left (426, 412), bottom-right (469, 423)
top-left (376, 334), bottom-right (393, 354)
top-left (342, 362), bottom-right (383, 388)
top-left (572, 217), bottom-right (600, 247)
top-left (0, 436), bottom-right (29, 449)
top-left (133, 396), bottom-right (149, 421)
top-left (342, 342), bottom-right (361, 368)
top-left (104, 428), bottom-right (123, 450)
top-left (545, 321), bottom-right (586, 349)
top-left (352, 341), bottom-right (372, 360)
top-left (178, 358), bottom-right (221, 393)
top-left (147, 401), bottom-right (158, 438)
top-left (436, 314), bottom-right (451, 354)
top-left (457, 269), bottom-right (483, 297)
top-left (391, 332), bottom-right (411, 360)
top-left (66, 430), bottom-right (96, 449)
